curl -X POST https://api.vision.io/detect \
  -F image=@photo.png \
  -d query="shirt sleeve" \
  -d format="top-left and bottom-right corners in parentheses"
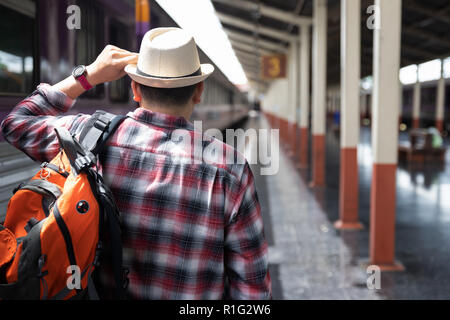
top-left (224, 162), bottom-right (272, 300)
top-left (0, 83), bottom-right (90, 163)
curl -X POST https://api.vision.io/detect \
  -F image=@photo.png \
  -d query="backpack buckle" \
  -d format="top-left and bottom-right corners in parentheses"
top-left (12, 182), bottom-right (26, 194)
top-left (74, 154), bottom-right (96, 172)
top-left (37, 254), bottom-right (48, 278)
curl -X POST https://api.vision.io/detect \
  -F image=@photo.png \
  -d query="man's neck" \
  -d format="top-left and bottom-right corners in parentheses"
top-left (140, 103), bottom-right (193, 120)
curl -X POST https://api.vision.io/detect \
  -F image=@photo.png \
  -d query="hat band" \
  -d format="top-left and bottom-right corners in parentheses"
top-left (136, 67), bottom-right (201, 79)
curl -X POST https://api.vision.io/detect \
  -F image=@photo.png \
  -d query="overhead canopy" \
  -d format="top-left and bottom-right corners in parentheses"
top-left (212, 0), bottom-right (450, 91)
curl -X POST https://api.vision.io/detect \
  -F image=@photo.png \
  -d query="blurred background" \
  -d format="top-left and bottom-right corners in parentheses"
top-left (1, 0), bottom-right (450, 299)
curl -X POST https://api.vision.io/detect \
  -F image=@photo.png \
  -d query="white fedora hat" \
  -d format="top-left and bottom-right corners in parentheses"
top-left (125, 27), bottom-right (214, 88)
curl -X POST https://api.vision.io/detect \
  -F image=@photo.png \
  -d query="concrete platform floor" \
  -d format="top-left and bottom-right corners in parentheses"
top-left (244, 113), bottom-right (450, 300)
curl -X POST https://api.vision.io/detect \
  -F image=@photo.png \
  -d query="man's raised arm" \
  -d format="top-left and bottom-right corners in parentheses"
top-left (0, 45), bottom-right (137, 162)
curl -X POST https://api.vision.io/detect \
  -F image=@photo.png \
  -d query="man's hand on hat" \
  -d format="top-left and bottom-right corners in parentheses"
top-left (86, 45), bottom-right (138, 86)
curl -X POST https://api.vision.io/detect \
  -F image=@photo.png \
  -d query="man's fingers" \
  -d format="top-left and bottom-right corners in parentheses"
top-left (111, 47), bottom-right (138, 57)
top-left (112, 50), bottom-right (138, 58)
top-left (106, 44), bottom-right (125, 51)
top-left (107, 45), bottom-right (137, 57)
top-left (116, 54), bottom-right (139, 67)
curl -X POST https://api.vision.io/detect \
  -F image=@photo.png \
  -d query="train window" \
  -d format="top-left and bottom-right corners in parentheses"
top-left (109, 18), bottom-right (130, 102)
top-left (76, 0), bottom-right (105, 99)
top-left (0, 0), bottom-right (36, 96)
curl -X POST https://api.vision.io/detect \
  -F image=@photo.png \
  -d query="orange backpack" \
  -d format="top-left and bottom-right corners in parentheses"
top-left (0, 111), bottom-right (127, 300)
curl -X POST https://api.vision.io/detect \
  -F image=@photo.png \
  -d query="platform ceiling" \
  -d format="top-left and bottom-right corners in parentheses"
top-left (212, 0), bottom-right (450, 90)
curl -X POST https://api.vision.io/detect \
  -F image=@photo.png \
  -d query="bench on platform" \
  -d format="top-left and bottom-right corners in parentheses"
top-left (398, 129), bottom-right (446, 164)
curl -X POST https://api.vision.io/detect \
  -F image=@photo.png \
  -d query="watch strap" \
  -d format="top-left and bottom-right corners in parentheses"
top-left (77, 74), bottom-right (93, 91)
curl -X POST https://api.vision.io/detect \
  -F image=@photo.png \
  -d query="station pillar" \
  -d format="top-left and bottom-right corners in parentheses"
top-left (412, 75), bottom-right (421, 129)
top-left (399, 81), bottom-right (403, 125)
top-left (298, 25), bottom-right (311, 168)
top-left (135, 0), bottom-right (150, 46)
top-left (361, 93), bottom-right (367, 121)
top-left (335, 0), bottom-right (363, 230)
top-left (310, 0), bottom-right (327, 187)
top-left (436, 61), bottom-right (445, 132)
top-left (290, 40), bottom-right (299, 155)
top-left (369, 0), bottom-right (404, 271)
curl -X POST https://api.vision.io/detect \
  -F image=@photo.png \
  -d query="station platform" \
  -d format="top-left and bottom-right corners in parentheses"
top-left (246, 113), bottom-right (450, 299)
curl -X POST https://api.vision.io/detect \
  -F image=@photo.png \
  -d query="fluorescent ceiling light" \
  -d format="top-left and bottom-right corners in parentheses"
top-left (399, 64), bottom-right (418, 85)
top-left (155, 0), bottom-right (248, 87)
top-left (418, 59), bottom-right (441, 82)
top-left (443, 57), bottom-right (450, 79)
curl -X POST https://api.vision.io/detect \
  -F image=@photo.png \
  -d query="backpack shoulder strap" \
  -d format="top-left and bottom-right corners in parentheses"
top-left (79, 110), bottom-right (127, 155)
top-left (78, 110), bottom-right (128, 299)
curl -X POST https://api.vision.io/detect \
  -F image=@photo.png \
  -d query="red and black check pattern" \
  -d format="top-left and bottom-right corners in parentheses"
top-left (1, 84), bottom-right (271, 300)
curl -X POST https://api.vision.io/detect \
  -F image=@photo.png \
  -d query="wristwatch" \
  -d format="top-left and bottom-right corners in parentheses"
top-left (72, 65), bottom-right (93, 91)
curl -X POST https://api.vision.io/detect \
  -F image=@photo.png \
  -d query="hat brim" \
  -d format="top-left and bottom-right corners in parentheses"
top-left (124, 63), bottom-right (214, 88)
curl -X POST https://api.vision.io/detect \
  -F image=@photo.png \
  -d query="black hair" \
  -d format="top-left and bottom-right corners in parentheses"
top-left (138, 83), bottom-right (198, 107)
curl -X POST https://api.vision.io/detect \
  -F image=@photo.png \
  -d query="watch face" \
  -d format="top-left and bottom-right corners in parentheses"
top-left (73, 65), bottom-right (86, 78)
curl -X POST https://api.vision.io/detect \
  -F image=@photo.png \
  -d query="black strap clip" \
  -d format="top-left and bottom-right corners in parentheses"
top-left (37, 254), bottom-right (48, 278)
top-left (74, 153), bottom-right (96, 172)
top-left (24, 217), bottom-right (40, 233)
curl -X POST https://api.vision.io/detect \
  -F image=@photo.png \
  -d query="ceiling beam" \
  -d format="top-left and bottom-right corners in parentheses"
top-left (236, 58), bottom-right (261, 69)
top-left (238, 55), bottom-right (261, 65)
top-left (401, 44), bottom-right (439, 61)
top-left (403, 26), bottom-right (450, 48)
top-left (242, 68), bottom-right (260, 76)
top-left (225, 29), bottom-right (288, 52)
top-left (240, 57), bottom-right (260, 66)
top-left (216, 12), bottom-right (296, 42)
top-left (236, 54), bottom-right (261, 64)
top-left (241, 63), bottom-right (260, 73)
top-left (404, 1), bottom-right (450, 25)
top-left (231, 41), bottom-right (274, 55)
top-left (234, 48), bottom-right (262, 59)
top-left (287, 0), bottom-right (307, 33)
top-left (212, 0), bottom-right (312, 26)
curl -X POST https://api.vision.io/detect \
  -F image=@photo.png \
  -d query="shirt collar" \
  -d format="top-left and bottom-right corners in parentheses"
top-left (127, 108), bottom-right (194, 131)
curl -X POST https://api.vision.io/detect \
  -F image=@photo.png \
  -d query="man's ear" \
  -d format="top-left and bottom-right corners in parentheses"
top-left (131, 80), bottom-right (142, 102)
top-left (192, 81), bottom-right (204, 104)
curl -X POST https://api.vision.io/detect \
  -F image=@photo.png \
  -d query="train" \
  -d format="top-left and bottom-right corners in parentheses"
top-left (0, 0), bottom-right (251, 215)
top-left (0, 0), bottom-right (250, 136)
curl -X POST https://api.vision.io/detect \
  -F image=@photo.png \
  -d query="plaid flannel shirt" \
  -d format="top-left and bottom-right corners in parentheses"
top-left (1, 84), bottom-right (271, 300)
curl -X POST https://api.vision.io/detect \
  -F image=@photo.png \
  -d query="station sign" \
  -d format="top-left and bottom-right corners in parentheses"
top-left (261, 54), bottom-right (287, 79)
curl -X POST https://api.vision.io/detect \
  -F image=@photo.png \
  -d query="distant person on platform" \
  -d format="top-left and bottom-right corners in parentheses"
top-left (1, 27), bottom-right (271, 300)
